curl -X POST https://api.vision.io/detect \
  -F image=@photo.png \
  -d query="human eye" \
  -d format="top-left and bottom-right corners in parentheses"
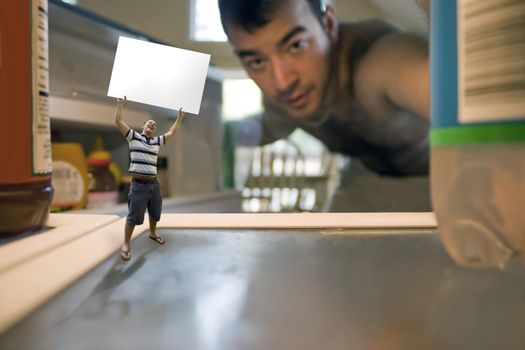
top-left (243, 57), bottom-right (266, 71)
top-left (289, 39), bottom-right (308, 53)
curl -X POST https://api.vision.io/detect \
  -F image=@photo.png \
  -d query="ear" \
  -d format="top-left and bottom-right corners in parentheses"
top-left (322, 5), bottom-right (338, 43)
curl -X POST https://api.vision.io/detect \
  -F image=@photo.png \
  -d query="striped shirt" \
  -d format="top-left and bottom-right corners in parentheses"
top-left (125, 129), bottom-right (165, 177)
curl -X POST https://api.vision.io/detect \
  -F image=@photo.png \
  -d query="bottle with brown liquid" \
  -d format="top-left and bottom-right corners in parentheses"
top-left (0, 0), bottom-right (53, 238)
top-left (86, 158), bottom-right (118, 209)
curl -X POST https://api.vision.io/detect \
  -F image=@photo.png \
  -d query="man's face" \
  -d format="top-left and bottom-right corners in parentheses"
top-left (143, 120), bottom-right (157, 136)
top-left (226, 0), bottom-right (336, 120)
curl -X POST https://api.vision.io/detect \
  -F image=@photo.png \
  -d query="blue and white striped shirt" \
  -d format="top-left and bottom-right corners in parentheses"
top-left (125, 129), bottom-right (165, 177)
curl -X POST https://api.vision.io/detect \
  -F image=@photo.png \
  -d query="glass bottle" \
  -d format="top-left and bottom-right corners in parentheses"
top-left (0, 0), bottom-right (53, 238)
top-left (86, 158), bottom-right (118, 209)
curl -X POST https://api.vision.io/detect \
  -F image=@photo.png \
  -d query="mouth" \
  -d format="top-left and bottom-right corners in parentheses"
top-left (284, 89), bottom-right (311, 109)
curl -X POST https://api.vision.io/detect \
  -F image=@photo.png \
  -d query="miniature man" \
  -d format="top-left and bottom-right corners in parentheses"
top-left (115, 96), bottom-right (185, 261)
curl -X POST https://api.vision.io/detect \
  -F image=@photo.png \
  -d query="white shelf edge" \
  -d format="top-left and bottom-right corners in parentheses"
top-left (157, 212), bottom-right (438, 229)
top-left (49, 95), bottom-right (152, 129)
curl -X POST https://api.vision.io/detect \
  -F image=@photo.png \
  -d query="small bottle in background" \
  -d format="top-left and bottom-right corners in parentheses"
top-left (87, 135), bottom-right (121, 186)
top-left (86, 158), bottom-right (118, 209)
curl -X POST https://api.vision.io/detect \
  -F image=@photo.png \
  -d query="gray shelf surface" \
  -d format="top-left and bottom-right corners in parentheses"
top-left (1, 227), bottom-right (525, 350)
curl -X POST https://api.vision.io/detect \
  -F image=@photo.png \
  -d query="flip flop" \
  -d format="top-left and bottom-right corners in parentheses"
top-left (120, 248), bottom-right (131, 261)
top-left (149, 234), bottom-right (165, 245)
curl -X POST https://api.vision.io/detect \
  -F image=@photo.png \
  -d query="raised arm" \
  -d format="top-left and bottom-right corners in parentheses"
top-left (114, 97), bottom-right (130, 136)
top-left (164, 107), bottom-right (186, 143)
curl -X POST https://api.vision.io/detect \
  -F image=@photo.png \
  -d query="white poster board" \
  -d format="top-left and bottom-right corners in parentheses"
top-left (108, 36), bottom-right (211, 115)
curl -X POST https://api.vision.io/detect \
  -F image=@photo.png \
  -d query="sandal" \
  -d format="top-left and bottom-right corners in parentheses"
top-left (149, 234), bottom-right (166, 245)
top-left (120, 248), bottom-right (131, 261)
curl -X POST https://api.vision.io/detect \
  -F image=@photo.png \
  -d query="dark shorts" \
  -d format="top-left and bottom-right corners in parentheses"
top-left (127, 178), bottom-right (162, 225)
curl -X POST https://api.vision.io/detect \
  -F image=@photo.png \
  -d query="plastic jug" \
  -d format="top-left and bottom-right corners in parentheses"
top-left (430, 0), bottom-right (525, 268)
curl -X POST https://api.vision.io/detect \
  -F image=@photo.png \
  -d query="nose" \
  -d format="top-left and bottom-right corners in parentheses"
top-left (271, 58), bottom-right (298, 93)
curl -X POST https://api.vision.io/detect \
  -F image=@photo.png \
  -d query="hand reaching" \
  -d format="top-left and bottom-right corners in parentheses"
top-left (117, 96), bottom-right (127, 105)
top-left (178, 107), bottom-right (185, 120)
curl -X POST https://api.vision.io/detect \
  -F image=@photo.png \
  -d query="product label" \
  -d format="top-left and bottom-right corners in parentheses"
top-left (51, 161), bottom-right (85, 206)
top-left (458, 0), bottom-right (525, 123)
top-left (32, 0), bottom-right (52, 175)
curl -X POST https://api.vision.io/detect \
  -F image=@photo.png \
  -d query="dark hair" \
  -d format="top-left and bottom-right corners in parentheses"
top-left (218, 0), bottom-right (325, 34)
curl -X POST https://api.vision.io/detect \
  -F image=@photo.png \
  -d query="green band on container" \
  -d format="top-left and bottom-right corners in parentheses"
top-left (431, 123), bottom-right (525, 146)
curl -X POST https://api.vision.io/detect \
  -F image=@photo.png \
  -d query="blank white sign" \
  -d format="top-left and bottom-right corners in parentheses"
top-left (108, 36), bottom-right (211, 115)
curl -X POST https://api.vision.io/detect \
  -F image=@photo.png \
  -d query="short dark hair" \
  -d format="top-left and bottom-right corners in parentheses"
top-left (218, 0), bottom-right (325, 34)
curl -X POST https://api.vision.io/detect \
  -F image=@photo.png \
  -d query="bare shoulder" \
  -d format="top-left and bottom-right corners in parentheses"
top-left (333, 20), bottom-right (399, 91)
top-left (352, 27), bottom-right (429, 117)
top-left (367, 31), bottom-right (427, 65)
top-left (354, 27), bottom-right (427, 84)
top-left (339, 19), bottom-right (399, 38)
top-left (337, 19), bottom-right (399, 57)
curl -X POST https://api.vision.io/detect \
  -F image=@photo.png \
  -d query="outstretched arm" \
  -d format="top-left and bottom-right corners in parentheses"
top-left (115, 96), bottom-right (130, 136)
top-left (164, 107), bottom-right (186, 143)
